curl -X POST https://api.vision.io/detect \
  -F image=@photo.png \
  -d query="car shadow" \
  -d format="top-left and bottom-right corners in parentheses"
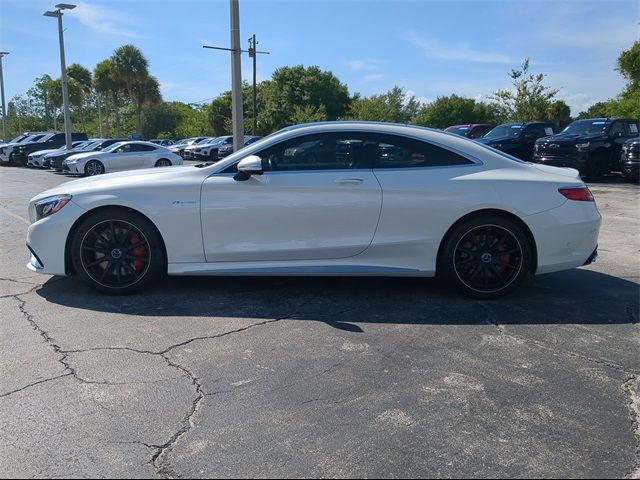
top-left (35, 269), bottom-right (638, 331)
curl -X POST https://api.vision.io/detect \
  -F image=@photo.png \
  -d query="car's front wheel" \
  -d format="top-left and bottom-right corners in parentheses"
top-left (70, 209), bottom-right (166, 294)
top-left (155, 158), bottom-right (172, 167)
top-left (84, 160), bottom-right (105, 176)
top-left (440, 215), bottom-right (532, 299)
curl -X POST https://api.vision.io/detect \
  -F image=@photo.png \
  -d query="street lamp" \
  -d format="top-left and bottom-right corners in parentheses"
top-left (0, 52), bottom-right (8, 142)
top-left (44, 3), bottom-right (76, 149)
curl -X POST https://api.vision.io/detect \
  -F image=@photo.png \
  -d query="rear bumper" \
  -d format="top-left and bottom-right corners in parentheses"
top-left (525, 199), bottom-right (601, 275)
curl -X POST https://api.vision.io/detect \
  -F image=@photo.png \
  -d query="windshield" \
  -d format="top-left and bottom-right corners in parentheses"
top-left (561, 120), bottom-right (611, 136)
top-left (8, 134), bottom-right (28, 144)
top-left (445, 127), bottom-right (471, 136)
top-left (103, 142), bottom-right (126, 152)
top-left (78, 140), bottom-right (103, 151)
top-left (484, 124), bottom-right (524, 139)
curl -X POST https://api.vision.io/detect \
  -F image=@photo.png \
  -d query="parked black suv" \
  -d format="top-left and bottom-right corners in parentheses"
top-left (532, 118), bottom-right (639, 178)
top-left (620, 136), bottom-right (640, 182)
top-left (11, 132), bottom-right (88, 166)
top-left (476, 122), bottom-right (555, 160)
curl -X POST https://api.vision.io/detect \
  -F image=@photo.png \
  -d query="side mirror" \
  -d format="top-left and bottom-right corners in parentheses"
top-left (234, 155), bottom-right (263, 181)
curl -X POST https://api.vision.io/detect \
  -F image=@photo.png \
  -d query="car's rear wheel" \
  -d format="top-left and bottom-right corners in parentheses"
top-left (440, 215), bottom-right (532, 299)
top-left (70, 209), bottom-right (166, 294)
top-left (209, 150), bottom-right (218, 161)
top-left (155, 158), bottom-right (172, 167)
top-left (84, 160), bottom-right (104, 176)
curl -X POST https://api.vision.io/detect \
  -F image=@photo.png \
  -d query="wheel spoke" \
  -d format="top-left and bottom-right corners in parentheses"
top-left (489, 263), bottom-right (505, 284)
top-left (124, 254), bottom-right (149, 263)
top-left (85, 257), bottom-right (109, 268)
top-left (118, 225), bottom-right (133, 246)
top-left (82, 246), bottom-right (110, 253)
top-left (124, 239), bottom-right (148, 251)
top-left (98, 261), bottom-right (114, 282)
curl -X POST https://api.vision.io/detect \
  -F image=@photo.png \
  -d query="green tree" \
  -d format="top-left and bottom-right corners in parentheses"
top-left (546, 100), bottom-right (572, 130)
top-left (617, 40), bottom-right (640, 91)
top-left (413, 94), bottom-right (500, 128)
top-left (94, 59), bottom-right (126, 136)
top-left (348, 86), bottom-right (419, 123)
top-left (110, 44), bottom-right (161, 134)
top-left (490, 58), bottom-right (559, 122)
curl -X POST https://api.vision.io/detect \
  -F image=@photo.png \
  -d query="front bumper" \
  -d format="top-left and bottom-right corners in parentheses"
top-left (26, 200), bottom-right (87, 276)
top-left (620, 160), bottom-right (639, 178)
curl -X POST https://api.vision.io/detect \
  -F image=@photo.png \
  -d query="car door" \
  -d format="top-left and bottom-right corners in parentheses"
top-left (108, 143), bottom-right (141, 171)
top-left (608, 121), bottom-right (627, 170)
top-left (200, 132), bottom-right (383, 262)
top-left (369, 134), bottom-right (486, 273)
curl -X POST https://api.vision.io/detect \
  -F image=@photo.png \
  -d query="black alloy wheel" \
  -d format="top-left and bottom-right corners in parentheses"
top-left (70, 210), bottom-right (165, 294)
top-left (441, 216), bottom-right (532, 299)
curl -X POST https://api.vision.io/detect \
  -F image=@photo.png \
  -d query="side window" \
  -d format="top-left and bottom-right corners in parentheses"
top-left (119, 144), bottom-right (133, 153)
top-left (610, 121), bottom-right (625, 137)
top-left (138, 144), bottom-right (156, 152)
top-left (372, 134), bottom-right (473, 169)
top-left (257, 133), bottom-right (370, 172)
top-left (524, 125), bottom-right (546, 141)
top-left (625, 122), bottom-right (638, 137)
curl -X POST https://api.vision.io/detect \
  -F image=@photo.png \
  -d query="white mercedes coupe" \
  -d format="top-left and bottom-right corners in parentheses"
top-left (62, 140), bottom-right (183, 176)
top-left (26, 122), bottom-right (601, 298)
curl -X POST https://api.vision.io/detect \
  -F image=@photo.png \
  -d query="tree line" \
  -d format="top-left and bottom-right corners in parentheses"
top-left (5, 41), bottom-right (639, 141)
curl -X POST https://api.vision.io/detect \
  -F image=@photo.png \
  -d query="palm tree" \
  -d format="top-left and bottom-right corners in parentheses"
top-left (111, 45), bottom-right (158, 134)
top-left (94, 59), bottom-right (124, 136)
top-left (134, 75), bottom-right (161, 137)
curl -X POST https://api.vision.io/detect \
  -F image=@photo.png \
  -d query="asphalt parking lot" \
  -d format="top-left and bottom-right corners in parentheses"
top-left (0, 166), bottom-right (638, 478)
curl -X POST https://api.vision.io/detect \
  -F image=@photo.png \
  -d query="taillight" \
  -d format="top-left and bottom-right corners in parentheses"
top-left (558, 187), bottom-right (595, 202)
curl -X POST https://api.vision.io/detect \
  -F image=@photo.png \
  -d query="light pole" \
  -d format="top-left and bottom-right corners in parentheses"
top-left (44, 3), bottom-right (75, 150)
top-left (0, 52), bottom-right (8, 142)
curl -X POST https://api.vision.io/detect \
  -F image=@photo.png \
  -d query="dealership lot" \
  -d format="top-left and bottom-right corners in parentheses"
top-left (0, 167), bottom-right (638, 478)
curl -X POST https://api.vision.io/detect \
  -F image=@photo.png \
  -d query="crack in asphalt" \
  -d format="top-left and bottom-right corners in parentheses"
top-left (0, 373), bottom-right (73, 399)
top-left (480, 302), bottom-right (640, 478)
top-left (8, 282), bottom-right (328, 479)
top-left (478, 302), bottom-right (640, 376)
top-left (623, 375), bottom-right (640, 479)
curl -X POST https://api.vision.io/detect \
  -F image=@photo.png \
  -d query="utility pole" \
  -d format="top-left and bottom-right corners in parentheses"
top-left (247, 35), bottom-right (269, 136)
top-left (0, 52), bottom-right (8, 142)
top-left (44, 3), bottom-right (76, 150)
top-left (229, 0), bottom-right (244, 151)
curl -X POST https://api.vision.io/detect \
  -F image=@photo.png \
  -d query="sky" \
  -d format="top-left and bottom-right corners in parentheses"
top-left (1, 0), bottom-right (639, 116)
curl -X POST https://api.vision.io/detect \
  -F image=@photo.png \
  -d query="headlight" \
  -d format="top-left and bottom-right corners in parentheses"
top-left (576, 142), bottom-right (590, 150)
top-left (30, 195), bottom-right (72, 223)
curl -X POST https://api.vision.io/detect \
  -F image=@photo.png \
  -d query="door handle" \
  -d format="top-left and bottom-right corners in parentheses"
top-left (335, 178), bottom-right (363, 185)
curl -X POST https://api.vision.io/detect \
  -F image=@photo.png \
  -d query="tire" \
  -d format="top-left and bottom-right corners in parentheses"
top-left (70, 208), bottom-right (166, 294)
top-left (209, 150), bottom-right (218, 162)
top-left (155, 158), bottom-right (172, 167)
top-left (84, 160), bottom-right (105, 176)
top-left (439, 215), bottom-right (532, 299)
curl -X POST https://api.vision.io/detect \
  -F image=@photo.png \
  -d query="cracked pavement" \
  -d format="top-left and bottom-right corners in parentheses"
top-left (0, 167), bottom-right (638, 478)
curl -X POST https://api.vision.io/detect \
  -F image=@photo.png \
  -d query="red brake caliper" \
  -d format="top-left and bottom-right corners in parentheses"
top-left (130, 234), bottom-right (146, 271)
top-left (498, 244), bottom-right (510, 272)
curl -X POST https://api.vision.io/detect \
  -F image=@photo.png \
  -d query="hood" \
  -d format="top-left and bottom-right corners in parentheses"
top-left (536, 133), bottom-right (606, 145)
top-left (66, 151), bottom-right (108, 161)
top-left (30, 165), bottom-right (195, 202)
top-left (476, 136), bottom-right (516, 145)
top-left (29, 149), bottom-right (59, 157)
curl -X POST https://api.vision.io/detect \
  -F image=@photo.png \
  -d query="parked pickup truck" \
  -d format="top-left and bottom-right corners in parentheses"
top-left (10, 132), bottom-right (88, 166)
top-left (532, 118), bottom-right (640, 179)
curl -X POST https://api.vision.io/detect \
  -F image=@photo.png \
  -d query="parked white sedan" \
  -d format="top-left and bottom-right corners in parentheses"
top-left (62, 140), bottom-right (182, 175)
top-left (26, 122), bottom-right (601, 298)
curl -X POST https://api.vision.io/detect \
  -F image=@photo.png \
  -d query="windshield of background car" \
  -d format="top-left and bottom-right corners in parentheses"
top-left (78, 140), bottom-right (103, 151)
top-left (9, 135), bottom-right (28, 143)
top-left (103, 142), bottom-right (126, 152)
top-left (445, 127), bottom-right (471, 136)
top-left (484, 124), bottom-right (524, 139)
top-left (561, 120), bottom-right (612, 136)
